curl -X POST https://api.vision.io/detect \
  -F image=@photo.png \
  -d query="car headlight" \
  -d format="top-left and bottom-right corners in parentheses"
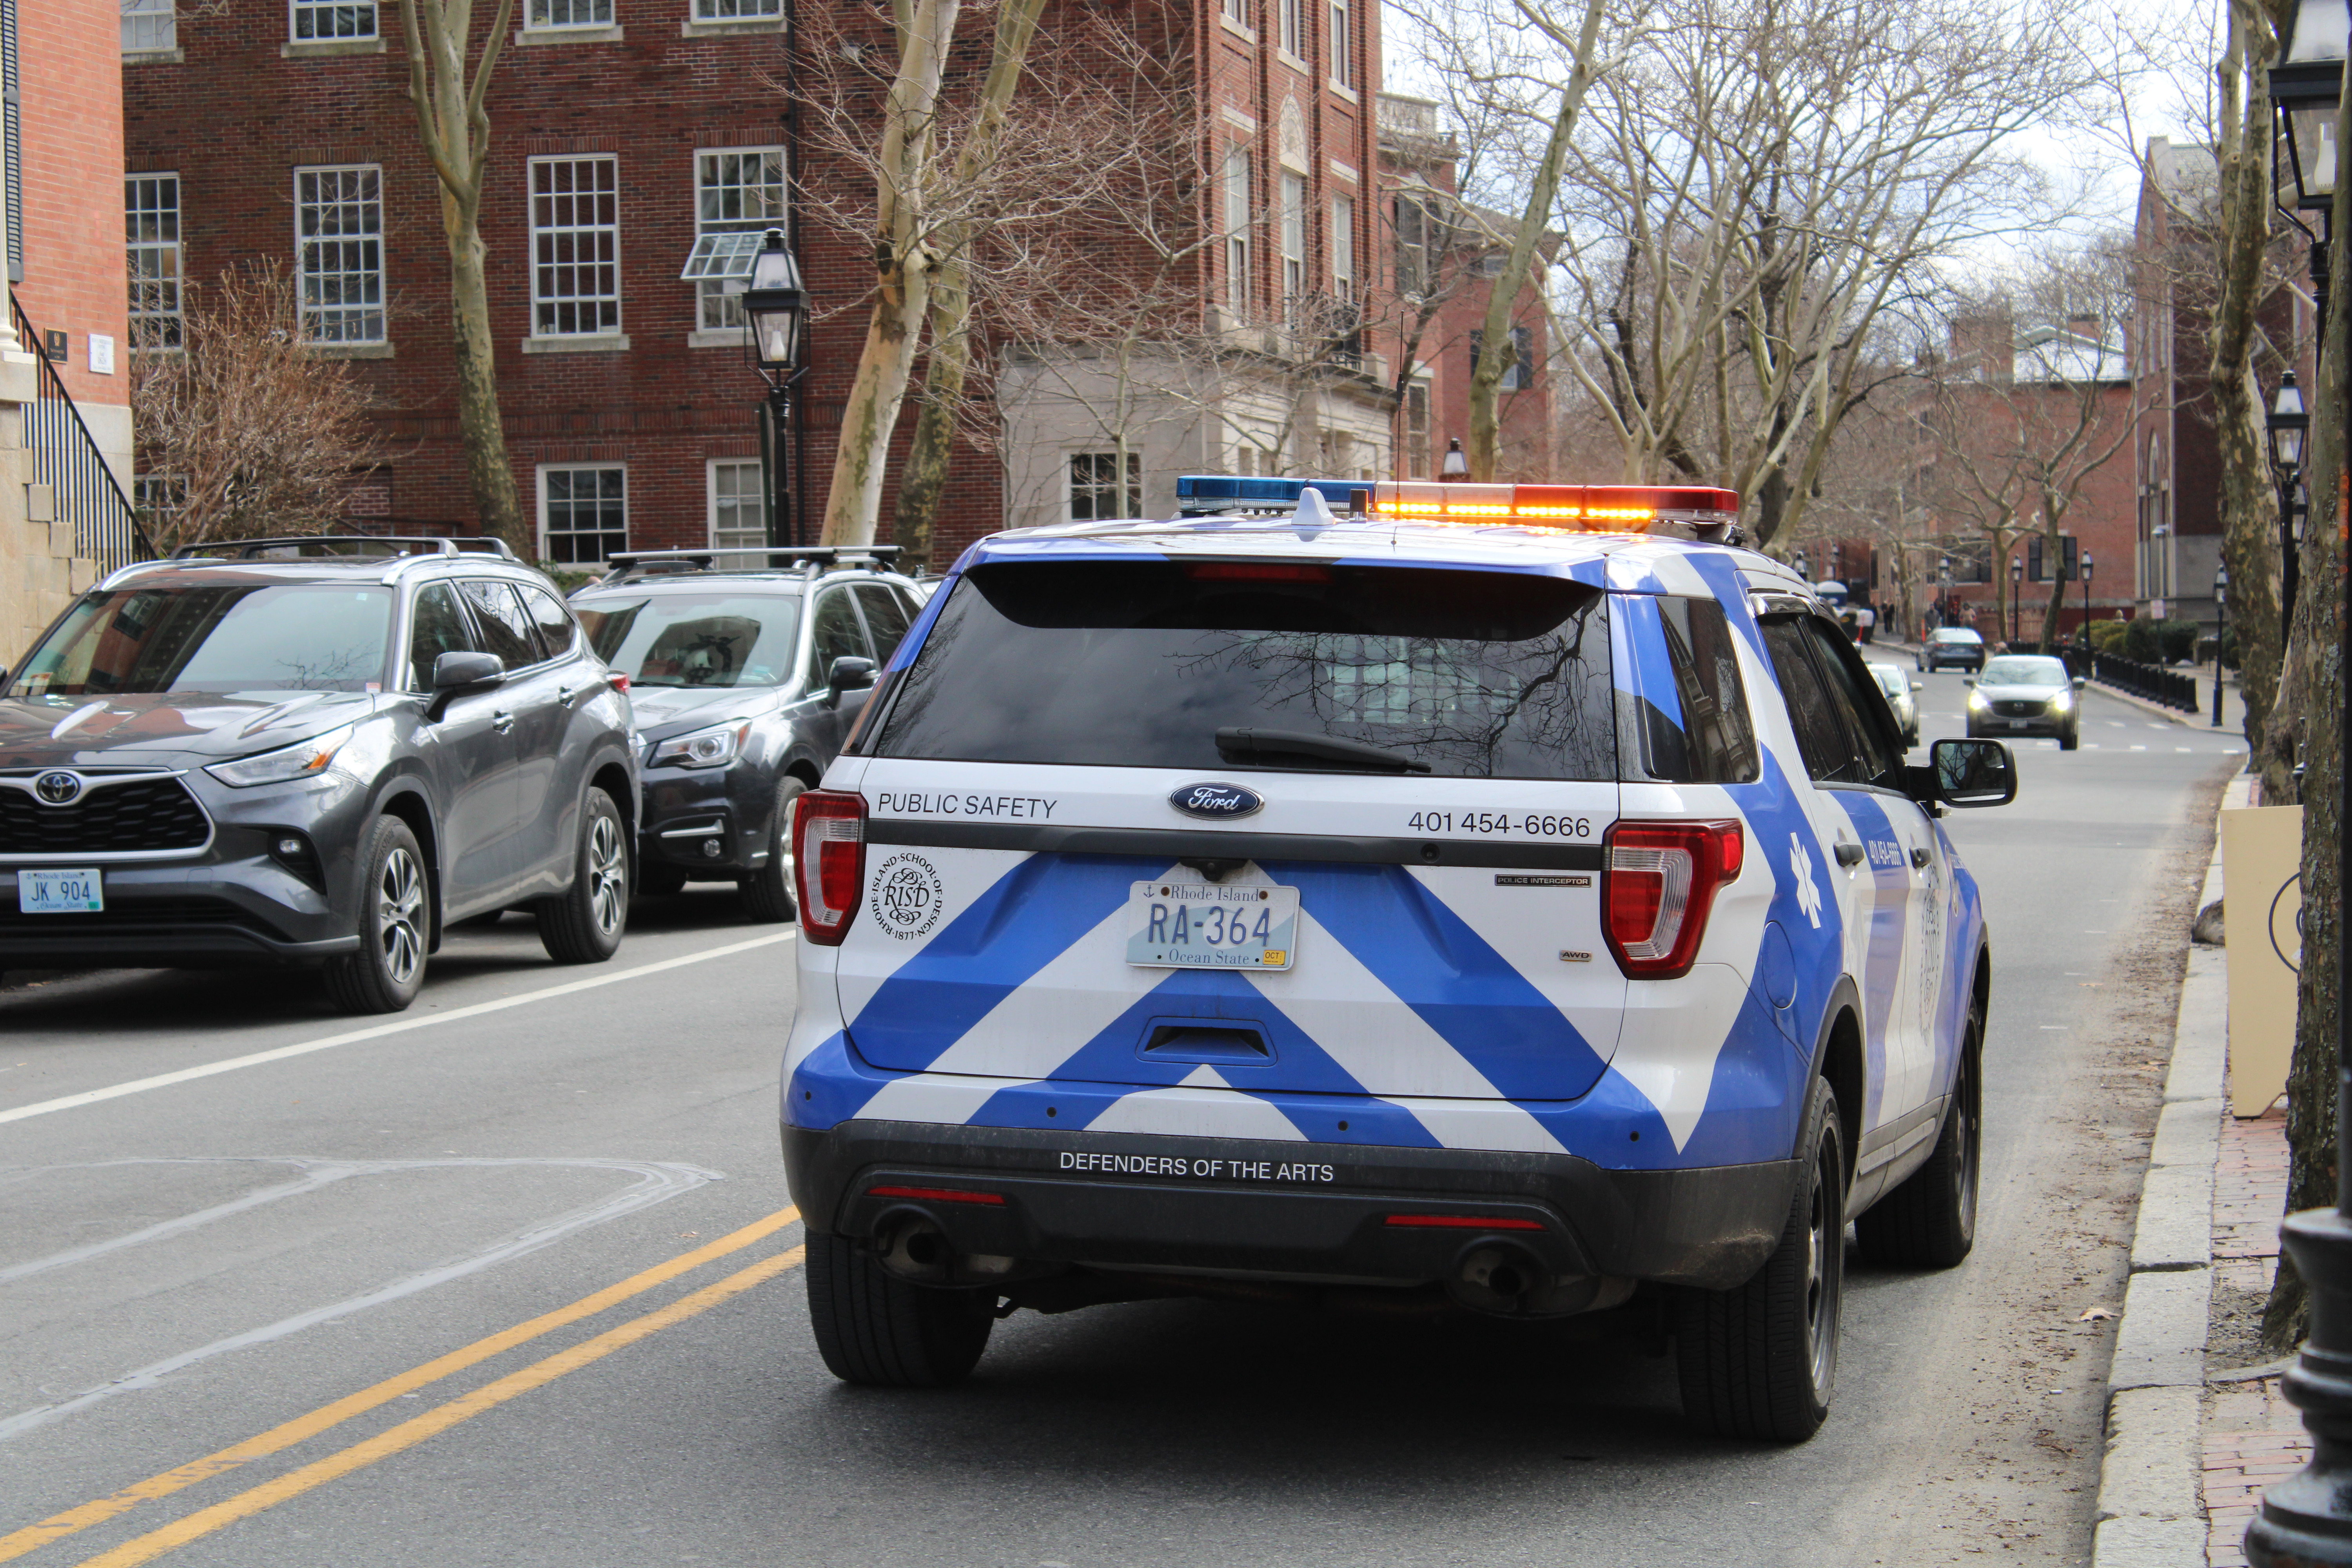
top-left (648, 720), bottom-right (750, 769)
top-left (204, 722), bottom-right (359, 788)
top-left (2050, 689), bottom-right (2073, 710)
top-left (1967, 691), bottom-right (1987, 710)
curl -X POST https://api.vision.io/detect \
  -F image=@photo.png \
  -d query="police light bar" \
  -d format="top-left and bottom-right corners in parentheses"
top-left (1176, 474), bottom-right (1362, 515)
top-left (1369, 481), bottom-right (1740, 534)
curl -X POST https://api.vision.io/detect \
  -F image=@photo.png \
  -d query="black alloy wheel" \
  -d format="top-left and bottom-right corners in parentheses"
top-left (323, 815), bottom-right (430, 1015)
top-left (538, 788), bottom-right (629, 964)
top-left (1857, 1005), bottom-right (1981, 1268)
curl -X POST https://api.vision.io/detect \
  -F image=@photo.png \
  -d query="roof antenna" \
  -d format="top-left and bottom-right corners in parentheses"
top-left (1292, 486), bottom-right (1337, 529)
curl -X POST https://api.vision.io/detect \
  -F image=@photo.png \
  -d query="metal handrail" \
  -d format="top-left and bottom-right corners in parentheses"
top-left (10, 298), bottom-right (151, 570)
top-left (2080, 648), bottom-right (2200, 714)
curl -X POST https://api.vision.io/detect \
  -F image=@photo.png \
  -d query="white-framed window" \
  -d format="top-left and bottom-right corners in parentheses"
top-left (1470, 325), bottom-right (1535, 391)
top-left (1280, 173), bottom-right (1305, 300)
top-left (710, 458), bottom-right (764, 550)
top-left (290, 0), bottom-right (375, 39)
top-left (1331, 194), bottom-right (1354, 294)
top-left (1328, 0), bottom-right (1349, 85)
top-left (529, 0), bottom-right (610, 25)
top-left (122, 0), bottom-right (176, 52)
top-left (530, 156), bottom-right (621, 337)
top-left (294, 166), bottom-right (385, 344)
top-left (1403, 381), bottom-right (1430, 478)
top-left (688, 148), bottom-right (786, 330)
top-left (1069, 452), bottom-right (1140, 521)
top-left (1277, 0), bottom-right (1302, 55)
top-left (1223, 146), bottom-right (1251, 313)
top-left (125, 174), bottom-right (182, 349)
top-left (540, 465), bottom-right (627, 563)
top-left (133, 474), bottom-right (186, 534)
top-left (1220, 0), bottom-right (1247, 25)
top-left (695, 0), bottom-right (779, 17)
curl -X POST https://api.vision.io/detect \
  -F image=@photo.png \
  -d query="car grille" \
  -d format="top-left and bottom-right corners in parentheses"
top-left (0, 777), bottom-right (211, 855)
top-left (1992, 700), bottom-right (2050, 717)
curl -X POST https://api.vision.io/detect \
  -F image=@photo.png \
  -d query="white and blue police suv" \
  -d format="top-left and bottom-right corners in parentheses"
top-left (779, 476), bottom-right (2016, 1442)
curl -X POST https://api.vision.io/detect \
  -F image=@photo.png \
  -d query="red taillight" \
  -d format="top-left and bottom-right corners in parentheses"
top-left (1383, 1214), bottom-right (1545, 1230)
top-left (793, 790), bottom-right (867, 945)
top-left (1602, 820), bottom-right (1743, 980)
top-left (607, 671), bottom-right (630, 692)
top-left (1185, 561), bottom-right (1332, 583)
top-left (867, 1184), bottom-right (1006, 1206)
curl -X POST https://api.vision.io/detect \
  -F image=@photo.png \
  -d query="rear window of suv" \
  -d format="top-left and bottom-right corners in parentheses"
top-left (871, 560), bottom-right (1615, 779)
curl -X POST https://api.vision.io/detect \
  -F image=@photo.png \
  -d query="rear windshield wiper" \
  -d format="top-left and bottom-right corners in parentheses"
top-left (1214, 726), bottom-right (1433, 774)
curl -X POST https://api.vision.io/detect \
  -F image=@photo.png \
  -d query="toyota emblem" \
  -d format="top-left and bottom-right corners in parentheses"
top-left (32, 770), bottom-right (84, 806)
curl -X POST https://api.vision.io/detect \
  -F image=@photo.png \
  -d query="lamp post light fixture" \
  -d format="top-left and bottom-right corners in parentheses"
top-left (2270, 371), bottom-right (2310, 646)
top-left (2010, 554), bottom-right (2023, 647)
top-left (2251, 4), bottom-right (2352, 1551)
top-left (1439, 438), bottom-right (1468, 481)
top-left (741, 229), bottom-right (809, 549)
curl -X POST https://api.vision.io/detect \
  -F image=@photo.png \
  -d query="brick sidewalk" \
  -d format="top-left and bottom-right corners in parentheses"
top-left (2202, 1106), bottom-right (2299, 1567)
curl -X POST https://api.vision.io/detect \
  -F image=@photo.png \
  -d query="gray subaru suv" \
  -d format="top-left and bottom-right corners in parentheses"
top-left (0, 537), bottom-right (639, 1013)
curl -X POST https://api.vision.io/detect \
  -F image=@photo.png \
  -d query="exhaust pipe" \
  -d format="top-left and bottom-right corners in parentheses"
top-left (1447, 1241), bottom-right (1634, 1318)
top-left (874, 1211), bottom-right (1027, 1286)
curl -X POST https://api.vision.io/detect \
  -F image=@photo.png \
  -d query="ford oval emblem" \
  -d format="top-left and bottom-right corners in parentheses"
top-left (32, 769), bottom-right (83, 806)
top-left (1169, 782), bottom-right (1263, 820)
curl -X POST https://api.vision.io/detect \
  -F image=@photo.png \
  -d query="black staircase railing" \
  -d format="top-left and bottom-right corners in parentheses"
top-left (10, 296), bottom-right (151, 571)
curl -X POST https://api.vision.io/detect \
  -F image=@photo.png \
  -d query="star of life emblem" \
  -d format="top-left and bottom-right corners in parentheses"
top-left (1789, 833), bottom-right (1823, 929)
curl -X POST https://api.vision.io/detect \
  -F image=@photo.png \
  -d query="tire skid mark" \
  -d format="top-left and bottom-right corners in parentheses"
top-left (0, 1156), bottom-right (718, 1445)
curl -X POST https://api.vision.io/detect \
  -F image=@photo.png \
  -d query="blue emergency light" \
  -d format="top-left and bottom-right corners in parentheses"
top-left (1175, 475), bottom-right (1365, 516)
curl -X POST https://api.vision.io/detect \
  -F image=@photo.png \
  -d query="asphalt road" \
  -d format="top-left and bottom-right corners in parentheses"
top-left (0, 673), bottom-right (2246, 1568)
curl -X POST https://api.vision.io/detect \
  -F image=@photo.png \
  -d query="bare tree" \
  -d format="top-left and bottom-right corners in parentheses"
top-left (131, 267), bottom-right (387, 550)
top-left (392, 0), bottom-right (524, 553)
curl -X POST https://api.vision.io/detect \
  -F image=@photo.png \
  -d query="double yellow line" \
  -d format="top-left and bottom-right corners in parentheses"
top-left (3, 1205), bottom-right (806, 1568)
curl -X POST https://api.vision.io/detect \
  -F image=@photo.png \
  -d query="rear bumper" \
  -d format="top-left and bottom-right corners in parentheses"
top-left (782, 1119), bottom-right (1797, 1292)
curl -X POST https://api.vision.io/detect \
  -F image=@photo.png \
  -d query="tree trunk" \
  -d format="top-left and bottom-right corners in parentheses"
top-left (442, 187), bottom-right (525, 554)
top-left (2263, 82), bottom-right (2352, 1351)
top-left (1465, 0), bottom-right (1601, 481)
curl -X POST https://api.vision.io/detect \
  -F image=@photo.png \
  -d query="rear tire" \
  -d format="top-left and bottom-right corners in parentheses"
top-left (537, 788), bottom-right (628, 964)
top-left (2060, 726), bottom-right (2079, 751)
top-left (323, 817), bottom-right (429, 1015)
top-left (1677, 1073), bottom-right (1845, 1442)
top-left (805, 1232), bottom-right (994, 1388)
top-left (739, 777), bottom-right (805, 924)
top-left (1857, 1004), bottom-right (1981, 1269)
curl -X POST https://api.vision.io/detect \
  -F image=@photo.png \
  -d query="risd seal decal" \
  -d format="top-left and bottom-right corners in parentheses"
top-left (872, 851), bottom-right (946, 940)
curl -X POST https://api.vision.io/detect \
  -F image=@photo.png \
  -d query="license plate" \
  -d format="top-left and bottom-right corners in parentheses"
top-left (1126, 880), bottom-right (1300, 971)
top-left (19, 867), bottom-right (102, 913)
top-left (2007, 719), bottom-right (2031, 730)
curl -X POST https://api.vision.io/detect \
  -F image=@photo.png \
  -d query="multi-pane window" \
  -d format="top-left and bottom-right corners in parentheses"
top-left (1403, 383), bottom-right (1430, 478)
top-left (694, 0), bottom-right (778, 17)
top-left (1470, 325), bottom-right (1535, 391)
top-left (1279, 173), bottom-right (1305, 301)
top-left (1069, 452), bottom-right (1140, 522)
top-left (690, 149), bottom-right (786, 330)
top-left (1328, 0), bottom-right (1348, 85)
top-left (1277, 0), bottom-right (1301, 55)
top-left (122, 0), bottom-right (175, 51)
top-left (710, 459), bottom-right (764, 551)
top-left (530, 157), bottom-right (620, 337)
top-left (1223, 146), bottom-right (1251, 313)
top-left (125, 174), bottom-right (181, 349)
top-left (541, 466), bottom-right (627, 563)
top-left (1331, 195), bottom-right (1354, 294)
top-left (1220, 0), bottom-right (1246, 25)
top-left (295, 167), bottom-right (385, 344)
top-left (529, 0), bottom-right (610, 25)
top-left (290, 0), bottom-right (374, 38)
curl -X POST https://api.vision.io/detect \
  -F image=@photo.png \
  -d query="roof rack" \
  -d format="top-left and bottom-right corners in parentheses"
top-left (169, 535), bottom-right (518, 561)
top-left (599, 544), bottom-right (903, 581)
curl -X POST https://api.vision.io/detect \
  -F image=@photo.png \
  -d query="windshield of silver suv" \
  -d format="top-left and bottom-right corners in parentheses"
top-left (872, 560), bottom-right (1615, 778)
top-left (576, 593), bottom-right (802, 688)
top-left (1978, 655), bottom-right (2068, 686)
top-left (9, 584), bottom-right (394, 696)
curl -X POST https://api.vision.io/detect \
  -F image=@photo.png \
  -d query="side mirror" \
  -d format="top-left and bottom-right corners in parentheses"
top-left (1926, 737), bottom-right (2016, 808)
top-left (2072, 676), bottom-right (2087, 690)
top-left (433, 650), bottom-right (505, 691)
top-left (1962, 677), bottom-right (1976, 688)
top-left (826, 655), bottom-right (878, 702)
top-left (1910, 680), bottom-right (1923, 691)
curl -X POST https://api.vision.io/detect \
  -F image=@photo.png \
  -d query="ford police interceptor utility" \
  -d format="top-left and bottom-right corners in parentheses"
top-left (779, 476), bottom-right (2016, 1443)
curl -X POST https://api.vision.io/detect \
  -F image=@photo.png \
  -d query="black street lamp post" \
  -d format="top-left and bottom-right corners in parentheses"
top-left (2214, 566), bottom-right (2230, 729)
top-left (741, 229), bottom-right (809, 549)
top-left (2272, 372), bottom-right (2310, 646)
top-left (2082, 551), bottom-right (2094, 645)
top-left (2010, 554), bottom-right (2023, 647)
top-left (2248, 1), bottom-right (2352, 1548)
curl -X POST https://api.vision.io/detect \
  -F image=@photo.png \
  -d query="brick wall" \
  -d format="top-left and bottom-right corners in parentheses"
top-left (18, 0), bottom-right (127, 409)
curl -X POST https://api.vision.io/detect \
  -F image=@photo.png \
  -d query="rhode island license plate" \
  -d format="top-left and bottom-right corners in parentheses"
top-left (1125, 880), bottom-right (1300, 971)
top-left (19, 867), bottom-right (102, 914)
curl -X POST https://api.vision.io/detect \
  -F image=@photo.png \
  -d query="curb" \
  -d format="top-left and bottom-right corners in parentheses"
top-left (2090, 775), bottom-right (2243, 1566)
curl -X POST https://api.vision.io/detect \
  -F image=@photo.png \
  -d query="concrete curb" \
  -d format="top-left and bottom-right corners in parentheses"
top-left (2090, 776), bottom-right (2244, 1567)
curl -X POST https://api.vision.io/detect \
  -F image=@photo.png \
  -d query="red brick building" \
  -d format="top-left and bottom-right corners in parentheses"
top-left (121, 0), bottom-right (1546, 563)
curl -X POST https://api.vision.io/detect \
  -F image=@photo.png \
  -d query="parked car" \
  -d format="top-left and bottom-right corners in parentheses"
top-left (1966, 653), bottom-right (2085, 750)
top-left (780, 476), bottom-right (2015, 1443)
top-left (0, 537), bottom-right (638, 1013)
top-left (1919, 627), bottom-right (1987, 672)
top-left (1867, 661), bottom-right (1922, 747)
top-left (570, 547), bottom-right (927, 920)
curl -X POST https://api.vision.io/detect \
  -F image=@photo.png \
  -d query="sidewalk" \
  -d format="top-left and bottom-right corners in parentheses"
top-left (2201, 1107), bottom-right (2297, 1566)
